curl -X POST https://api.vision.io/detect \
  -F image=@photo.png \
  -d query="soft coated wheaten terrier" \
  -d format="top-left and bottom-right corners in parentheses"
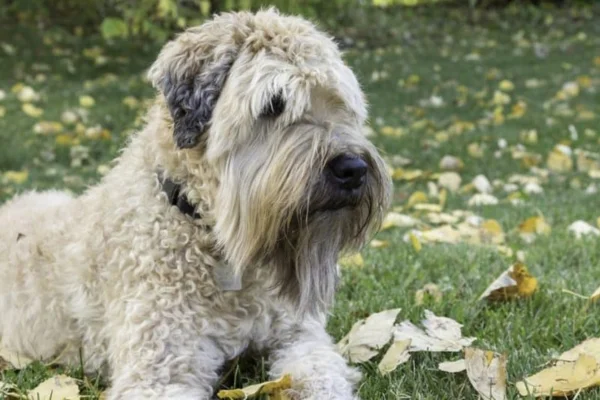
top-left (0, 9), bottom-right (391, 400)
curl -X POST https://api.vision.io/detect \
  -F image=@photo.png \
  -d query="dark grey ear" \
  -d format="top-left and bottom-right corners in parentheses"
top-left (160, 54), bottom-right (236, 149)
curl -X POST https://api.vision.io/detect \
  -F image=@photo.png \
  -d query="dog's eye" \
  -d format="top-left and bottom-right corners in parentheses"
top-left (260, 92), bottom-right (285, 118)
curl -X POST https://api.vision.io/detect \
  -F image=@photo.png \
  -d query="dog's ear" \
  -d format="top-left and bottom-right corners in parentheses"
top-left (148, 20), bottom-right (243, 149)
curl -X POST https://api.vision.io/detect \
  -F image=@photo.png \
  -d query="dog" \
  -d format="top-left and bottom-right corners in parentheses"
top-left (0, 9), bottom-right (391, 399)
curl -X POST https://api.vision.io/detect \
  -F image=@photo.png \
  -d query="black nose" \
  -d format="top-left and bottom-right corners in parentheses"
top-left (327, 154), bottom-right (368, 190)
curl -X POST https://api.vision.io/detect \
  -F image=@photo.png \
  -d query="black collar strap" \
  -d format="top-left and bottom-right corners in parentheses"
top-left (160, 175), bottom-right (201, 219)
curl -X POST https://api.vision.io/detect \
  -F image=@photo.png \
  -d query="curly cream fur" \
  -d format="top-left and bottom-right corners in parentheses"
top-left (0, 9), bottom-right (390, 400)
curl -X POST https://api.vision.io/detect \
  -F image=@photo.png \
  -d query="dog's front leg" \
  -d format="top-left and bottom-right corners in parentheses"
top-left (268, 317), bottom-right (361, 400)
top-left (104, 311), bottom-right (226, 400)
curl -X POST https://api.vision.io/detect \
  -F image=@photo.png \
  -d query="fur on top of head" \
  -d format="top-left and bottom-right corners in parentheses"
top-left (146, 8), bottom-right (390, 315)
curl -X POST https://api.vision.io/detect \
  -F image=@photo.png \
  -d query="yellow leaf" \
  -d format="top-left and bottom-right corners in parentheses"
top-left (408, 232), bottom-right (422, 253)
top-left (518, 216), bottom-right (551, 243)
top-left (464, 348), bottom-right (507, 400)
top-left (380, 212), bottom-right (418, 231)
top-left (508, 100), bottom-right (527, 119)
top-left (467, 143), bottom-right (484, 158)
top-left (439, 359), bottom-right (466, 373)
top-left (498, 80), bottom-right (514, 92)
top-left (547, 148), bottom-right (573, 173)
top-left (516, 354), bottom-right (600, 397)
top-left (380, 126), bottom-right (406, 137)
top-left (2, 170), bottom-right (28, 185)
top-left (480, 219), bottom-right (504, 245)
top-left (337, 309), bottom-right (401, 363)
top-left (406, 191), bottom-right (428, 208)
top-left (217, 375), bottom-right (292, 399)
top-left (79, 95), bottom-right (95, 108)
top-left (479, 262), bottom-right (538, 301)
top-left (377, 339), bottom-right (411, 375)
top-left (122, 96), bottom-right (139, 109)
top-left (22, 103), bottom-right (43, 118)
top-left (339, 253), bottom-right (364, 268)
top-left (415, 283), bottom-right (442, 305)
top-left (55, 135), bottom-right (77, 146)
top-left (591, 287), bottom-right (600, 302)
top-left (27, 374), bottom-right (80, 400)
top-left (0, 106), bottom-right (5, 118)
top-left (392, 168), bottom-right (423, 181)
top-left (369, 239), bottom-right (389, 249)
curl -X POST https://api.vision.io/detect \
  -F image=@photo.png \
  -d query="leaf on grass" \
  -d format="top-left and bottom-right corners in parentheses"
top-left (369, 239), bottom-right (389, 249)
top-left (339, 253), bottom-right (364, 268)
top-left (79, 95), bottom-right (95, 108)
top-left (479, 262), bottom-right (537, 301)
top-left (568, 220), bottom-right (600, 239)
top-left (515, 353), bottom-right (600, 397)
top-left (439, 359), bottom-right (466, 373)
top-left (408, 232), bottom-right (422, 252)
top-left (468, 193), bottom-right (498, 206)
top-left (217, 375), bottom-right (292, 399)
top-left (464, 348), bottom-right (507, 400)
top-left (2, 170), bottom-right (29, 185)
top-left (438, 172), bottom-right (462, 192)
top-left (518, 216), bottom-right (551, 243)
top-left (393, 310), bottom-right (476, 352)
top-left (547, 146), bottom-right (573, 172)
top-left (415, 283), bottom-right (442, 305)
top-left (591, 287), bottom-right (600, 302)
top-left (377, 339), bottom-right (411, 375)
top-left (472, 175), bottom-right (493, 194)
top-left (337, 309), bottom-right (401, 363)
top-left (406, 191), bottom-right (428, 209)
top-left (0, 344), bottom-right (34, 370)
top-left (28, 374), bottom-right (80, 400)
top-left (22, 103), bottom-right (43, 118)
top-left (380, 212), bottom-right (419, 231)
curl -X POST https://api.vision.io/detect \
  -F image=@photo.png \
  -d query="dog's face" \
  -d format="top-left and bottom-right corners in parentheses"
top-left (148, 9), bottom-right (391, 313)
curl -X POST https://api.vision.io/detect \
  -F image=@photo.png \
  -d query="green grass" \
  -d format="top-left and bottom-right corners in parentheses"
top-left (2, 4), bottom-right (600, 399)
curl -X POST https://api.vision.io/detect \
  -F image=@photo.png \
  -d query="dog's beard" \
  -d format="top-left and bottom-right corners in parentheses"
top-left (270, 158), bottom-right (390, 316)
top-left (213, 124), bottom-right (391, 315)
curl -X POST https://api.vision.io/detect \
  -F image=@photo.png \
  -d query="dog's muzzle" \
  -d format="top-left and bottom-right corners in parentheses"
top-left (321, 154), bottom-right (368, 210)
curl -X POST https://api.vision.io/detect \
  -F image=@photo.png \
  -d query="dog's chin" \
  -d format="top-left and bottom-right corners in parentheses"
top-left (311, 189), bottom-right (363, 213)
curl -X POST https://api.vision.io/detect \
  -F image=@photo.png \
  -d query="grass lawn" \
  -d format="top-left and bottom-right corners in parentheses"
top-left (1, 4), bottom-right (600, 399)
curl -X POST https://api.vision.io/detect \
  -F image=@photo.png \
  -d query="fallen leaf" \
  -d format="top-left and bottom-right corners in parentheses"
top-left (79, 95), bottom-right (95, 108)
top-left (439, 359), bottom-right (466, 373)
top-left (0, 345), bottom-right (34, 369)
top-left (472, 175), bottom-right (493, 194)
top-left (464, 348), bottom-right (507, 400)
top-left (16, 86), bottom-right (40, 102)
top-left (547, 146), bottom-right (573, 172)
top-left (2, 170), bottom-right (29, 185)
top-left (369, 239), bottom-right (389, 248)
top-left (515, 354), bottom-right (600, 397)
top-left (568, 220), bottom-right (600, 239)
top-left (337, 308), bottom-right (401, 363)
top-left (591, 287), bottom-right (600, 302)
top-left (408, 232), bottom-right (422, 252)
top-left (480, 219), bottom-right (504, 245)
top-left (415, 283), bottom-right (442, 305)
top-left (377, 339), bottom-right (411, 375)
top-left (22, 103), bottom-right (43, 118)
top-left (217, 375), bottom-right (292, 399)
top-left (393, 310), bottom-right (476, 352)
top-left (380, 212), bottom-right (419, 231)
top-left (468, 194), bottom-right (498, 206)
top-left (28, 374), bottom-right (80, 400)
top-left (407, 191), bottom-right (428, 208)
top-left (438, 172), bottom-right (462, 192)
top-left (439, 155), bottom-right (464, 171)
top-left (339, 253), bottom-right (364, 268)
top-left (479, 262), bottom-right (538, 301)
top-left (518, 216), bottom-right (551, 243)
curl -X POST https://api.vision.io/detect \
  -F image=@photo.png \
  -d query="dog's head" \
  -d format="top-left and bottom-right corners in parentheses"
top-left (148, 9), bottom-right (391, 314)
